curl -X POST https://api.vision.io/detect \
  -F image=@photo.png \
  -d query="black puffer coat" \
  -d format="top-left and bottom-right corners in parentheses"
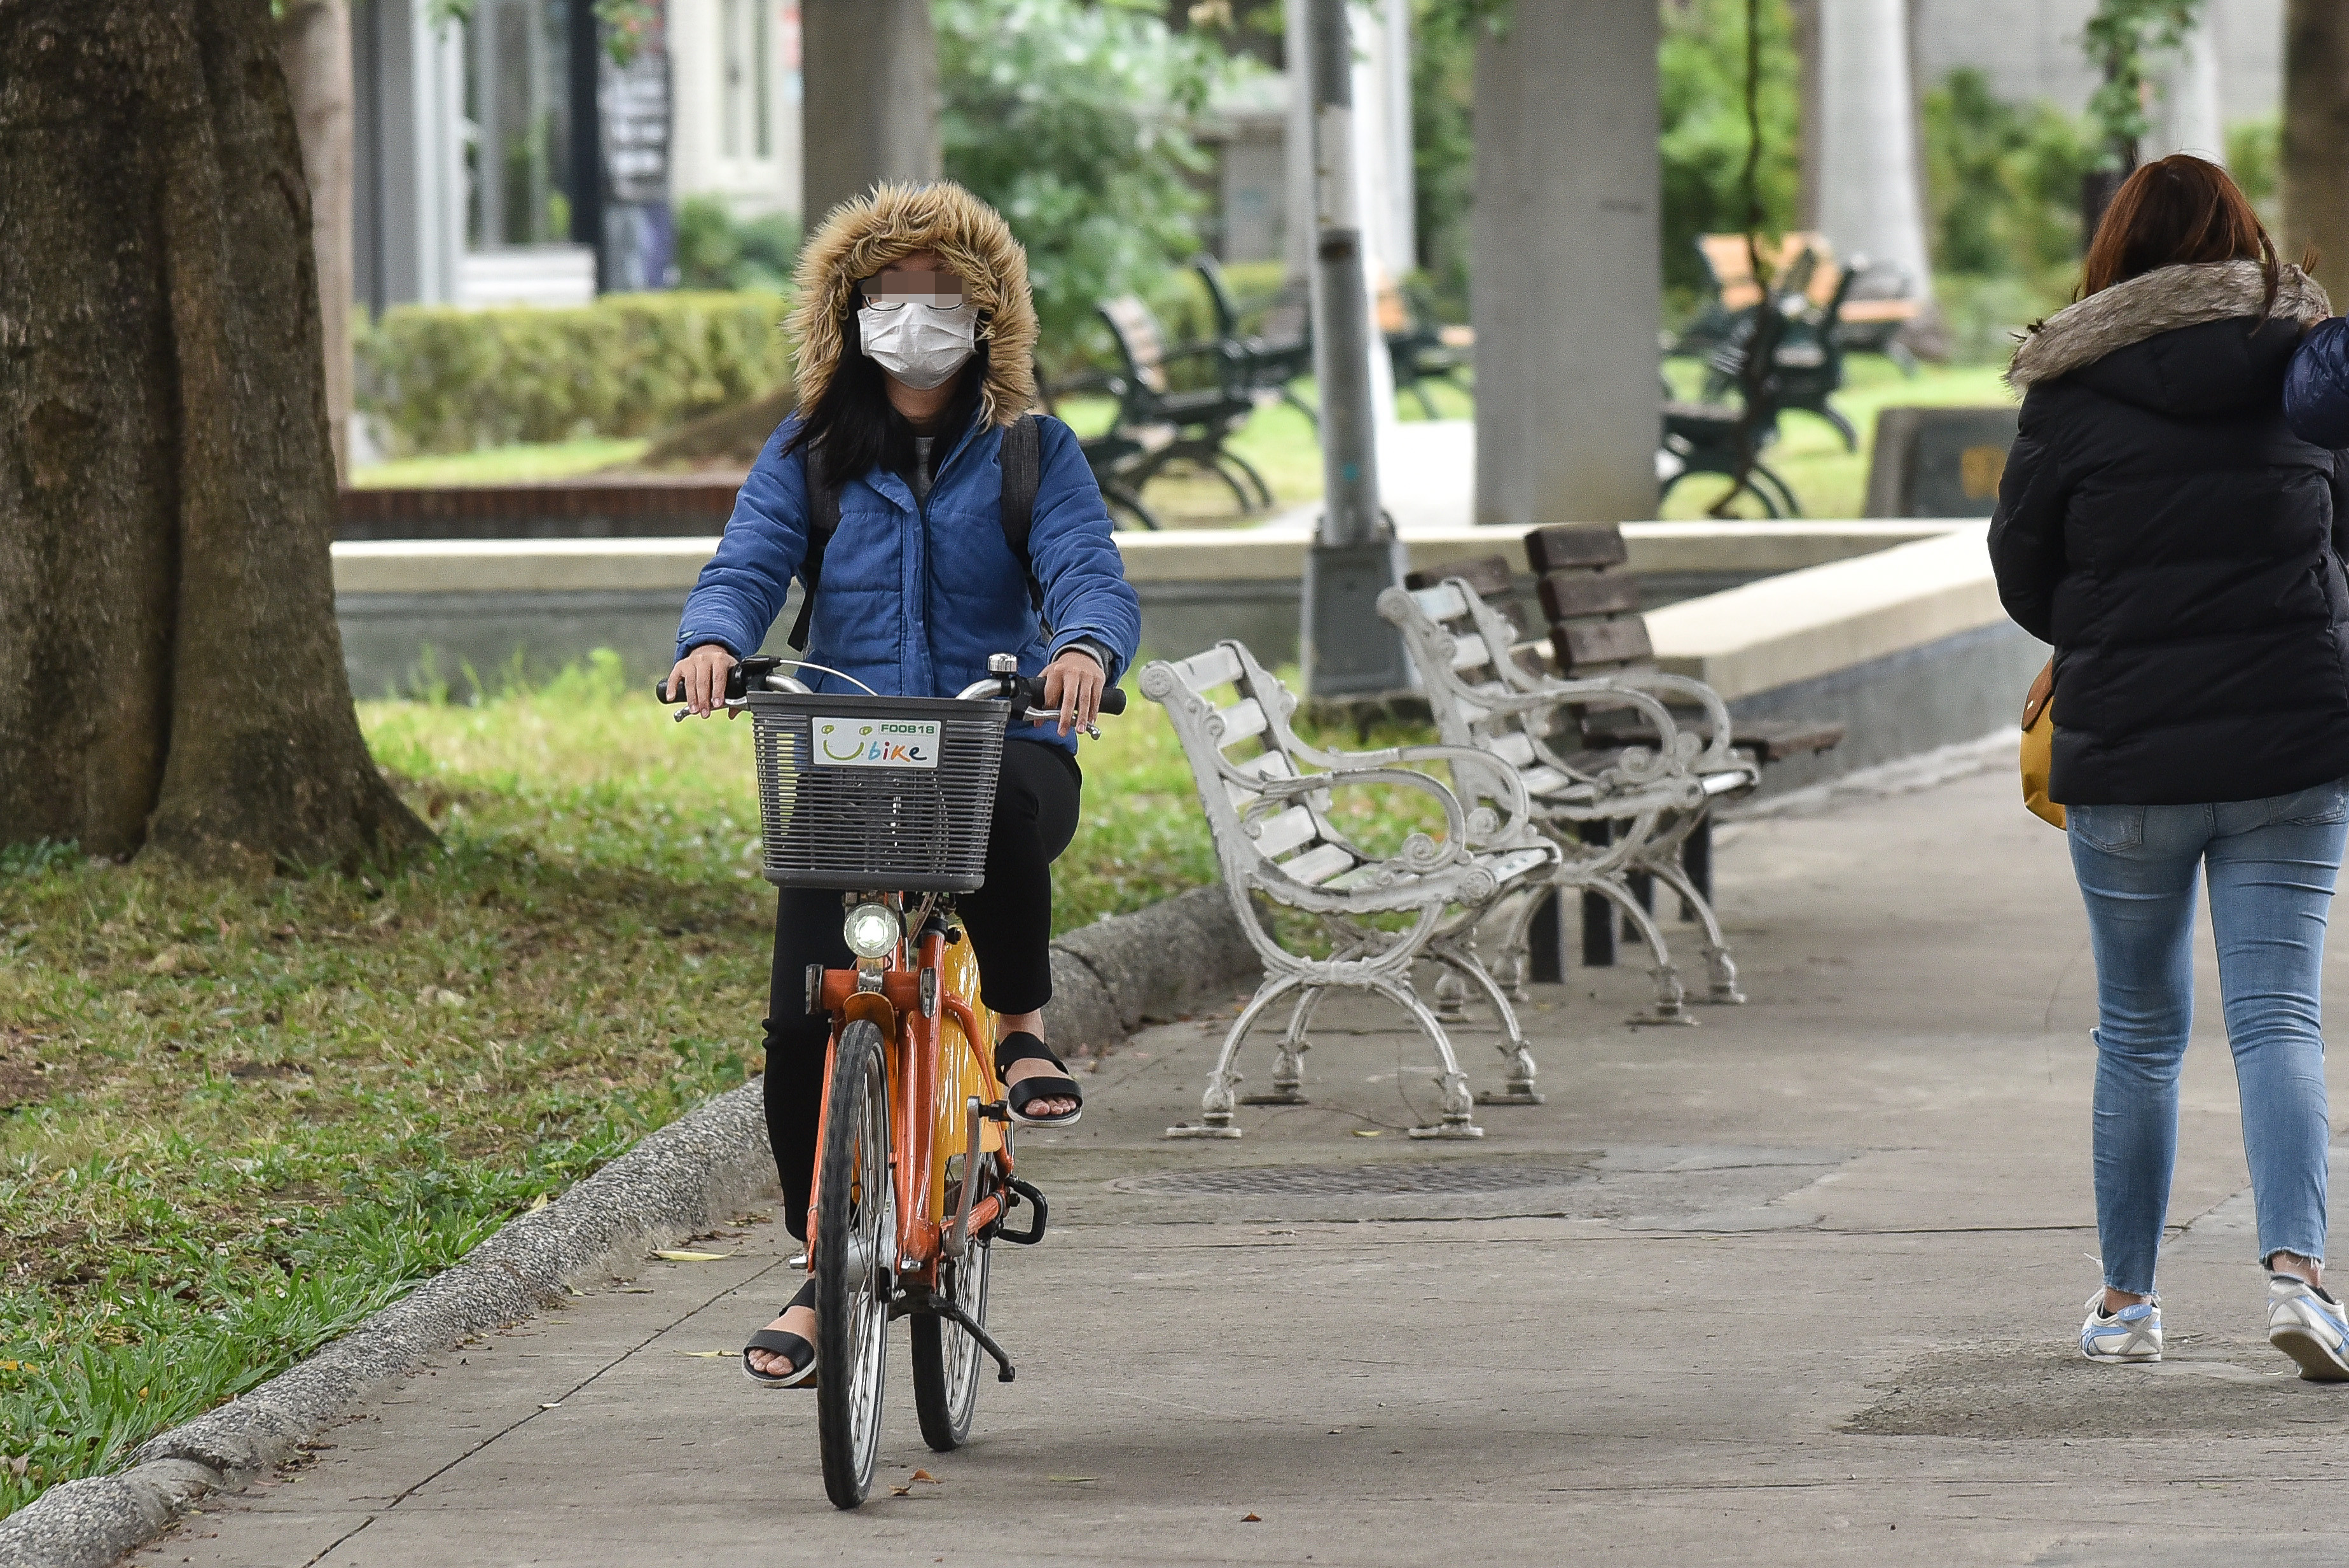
top-left (1990, 258), bottom-right (2349, 805)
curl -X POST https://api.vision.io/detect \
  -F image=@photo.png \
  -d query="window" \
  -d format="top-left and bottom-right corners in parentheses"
top-left (464, 0), bottom-right (573, 247)
top-left (720, 0), bottom-right (773, 162)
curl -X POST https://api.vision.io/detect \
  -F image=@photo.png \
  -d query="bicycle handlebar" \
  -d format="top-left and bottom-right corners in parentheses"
top-left (656, 658), bottom-right (1125, 717)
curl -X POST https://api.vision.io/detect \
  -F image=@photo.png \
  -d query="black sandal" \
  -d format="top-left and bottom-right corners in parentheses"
top-left (741, 1277), bottom-right (818, 1388)
top-left (997, 1031), bottom-right (1083, 1127)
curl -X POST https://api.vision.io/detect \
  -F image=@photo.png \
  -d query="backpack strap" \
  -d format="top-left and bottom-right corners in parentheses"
top-left (786, 459), bottom-right (842, 653)
top-left (999, 413), bottom-right (1046, 618)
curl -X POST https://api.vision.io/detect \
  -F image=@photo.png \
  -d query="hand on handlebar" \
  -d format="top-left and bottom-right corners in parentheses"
top-left (667, 644), bottom-right (738, 718)
top-left (1041, 648), bottom-right (1105, 737)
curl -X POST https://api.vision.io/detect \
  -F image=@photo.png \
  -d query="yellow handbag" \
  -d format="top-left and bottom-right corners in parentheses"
top-left (2020, 656), bottom-right (2065, 829)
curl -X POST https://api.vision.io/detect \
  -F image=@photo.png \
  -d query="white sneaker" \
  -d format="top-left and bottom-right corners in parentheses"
top-left (2079, 1288), bottom-right (2161, 1363)
top-left (2266, 1273), bottom-right (2349, 1382)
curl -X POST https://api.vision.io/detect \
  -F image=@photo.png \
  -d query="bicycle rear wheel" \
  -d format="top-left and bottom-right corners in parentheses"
top-left (911, 1176), bottom-right (994, 1451)
top-left (815, 1018), bottom-right (895, 1510)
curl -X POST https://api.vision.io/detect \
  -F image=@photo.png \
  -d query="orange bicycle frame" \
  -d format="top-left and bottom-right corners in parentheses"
top-left (803, 910), bottom-right (1008, 1282)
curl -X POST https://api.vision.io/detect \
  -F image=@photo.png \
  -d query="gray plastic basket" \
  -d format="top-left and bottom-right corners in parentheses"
top-left (745, 691), bottom-right (1010, 892)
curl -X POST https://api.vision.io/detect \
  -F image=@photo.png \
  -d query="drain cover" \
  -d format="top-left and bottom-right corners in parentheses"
top-left (1109, 1159), bottom-right (1591, 1198)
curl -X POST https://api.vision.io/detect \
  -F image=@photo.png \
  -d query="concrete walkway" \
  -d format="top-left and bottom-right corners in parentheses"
top-left (140, 767), bottom-right (2349, 1567)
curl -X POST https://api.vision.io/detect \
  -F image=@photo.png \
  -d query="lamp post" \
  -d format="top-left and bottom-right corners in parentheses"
top-left (1300, 0), bottom-right (1411, 698)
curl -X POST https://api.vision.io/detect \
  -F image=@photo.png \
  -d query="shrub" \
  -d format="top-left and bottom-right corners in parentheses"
top-left (354, 291), bottom-right (792, 456)
top-left (673, 197), bottom-right (802, 293)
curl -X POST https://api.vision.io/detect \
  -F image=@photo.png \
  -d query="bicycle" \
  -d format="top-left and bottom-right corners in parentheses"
top-left (658, 651), bottom-right (1124, 1509)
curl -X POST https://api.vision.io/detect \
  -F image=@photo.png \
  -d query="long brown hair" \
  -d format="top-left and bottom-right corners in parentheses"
top-left (2081, 154), bottom-right (2280, 312)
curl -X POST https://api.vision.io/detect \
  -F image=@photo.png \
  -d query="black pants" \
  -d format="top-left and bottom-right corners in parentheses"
top-left (763, 740), bottom-right (1081, 1239)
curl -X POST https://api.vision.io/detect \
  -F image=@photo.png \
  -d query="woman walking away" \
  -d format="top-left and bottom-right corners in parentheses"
top-left (1990, 154), bottom-right (2349, 1380)
top-left (669, 182), bottom-right (1140, 1390)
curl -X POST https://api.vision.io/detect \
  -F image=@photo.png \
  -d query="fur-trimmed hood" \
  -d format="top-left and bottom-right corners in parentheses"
top-left (787, 181), bottom-right (1039, 429)
top-left (2007, 258), bottom-right (2331, 390)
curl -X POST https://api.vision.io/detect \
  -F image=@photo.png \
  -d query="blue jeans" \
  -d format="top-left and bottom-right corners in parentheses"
top-left (2068, 779), bottom-right (2349, 1296)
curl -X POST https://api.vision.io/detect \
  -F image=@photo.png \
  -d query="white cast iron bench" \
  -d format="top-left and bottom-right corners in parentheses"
top-left (1140, 639), bottom-right (1559, 1140)
top-left (1378, 576), bottom-right (1759, 1018)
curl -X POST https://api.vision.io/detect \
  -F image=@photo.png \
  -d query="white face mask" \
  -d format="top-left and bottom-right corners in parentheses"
top-left (857, 301), bottom-right (980, 390)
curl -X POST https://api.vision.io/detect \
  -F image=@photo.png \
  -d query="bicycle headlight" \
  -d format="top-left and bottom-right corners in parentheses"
top-left (843, 902), bottom-right (901, 959)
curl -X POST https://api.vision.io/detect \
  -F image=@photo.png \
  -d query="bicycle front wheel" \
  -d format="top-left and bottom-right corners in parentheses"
top-left (815, 1018), bottom-right (895, 1510)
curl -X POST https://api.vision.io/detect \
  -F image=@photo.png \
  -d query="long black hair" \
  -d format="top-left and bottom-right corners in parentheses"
top-left (782, 300), bottom-right (990, 490)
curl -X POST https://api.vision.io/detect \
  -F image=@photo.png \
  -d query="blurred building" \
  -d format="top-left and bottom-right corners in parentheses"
top-left (1913, 0), bottom-right (2280, 144)
top-left (354, 0), bottom-right (800, 309)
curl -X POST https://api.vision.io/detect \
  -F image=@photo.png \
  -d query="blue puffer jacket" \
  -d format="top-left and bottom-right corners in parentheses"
top-left (674, 412), bottom-right (1140, 753)
top-left (2285, 316), bottom-right (2349, 447)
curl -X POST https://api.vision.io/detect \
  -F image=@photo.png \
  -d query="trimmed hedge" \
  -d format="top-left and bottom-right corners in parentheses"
top-left (355, 291), bottom-right (792, 456)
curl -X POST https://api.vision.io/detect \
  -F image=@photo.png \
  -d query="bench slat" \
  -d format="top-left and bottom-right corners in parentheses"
top-left (1212, 698), bottom-right (1270, 747)
top-left (1280, 843), bottom-right (1358, 887)
top-left (1174, 644), bottom-right (1243, 693)
top-left (1247, 805), bottom-right (1320, 858)
top-left (1448, 632), bottom-right (1493, 672)
top-left (1555, 618), bottom-right (1654, 671)
top-left (1538, 571), bottom-right (1643, 622)
top-left (1524, 524), bottom-right (1630, 573)
top-left (1404, 553), bottom-right (1515, 600)
top-left (1410, 582), bottom-right (1470, 620)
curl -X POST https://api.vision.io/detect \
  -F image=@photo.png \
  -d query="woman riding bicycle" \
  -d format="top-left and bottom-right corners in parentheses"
top-left (667, 182), bottom-right (1140, 1388)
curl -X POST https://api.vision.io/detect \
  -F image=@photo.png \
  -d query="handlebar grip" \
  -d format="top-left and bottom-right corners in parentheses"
top-left (1009, 677), bottom-right (1126, 716)
top-left (656, 659), bottom-right (766, 705)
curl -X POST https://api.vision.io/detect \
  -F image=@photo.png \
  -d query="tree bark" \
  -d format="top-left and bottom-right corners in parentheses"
top-left (2283, 0), bottom-right (2349, 307)
top-left (278, 0), bottom-right (356, 483)
top-left (0, 0), bottom-right (430, 871)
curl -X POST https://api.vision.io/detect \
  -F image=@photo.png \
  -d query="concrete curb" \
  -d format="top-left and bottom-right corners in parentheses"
top-left (0, 884), bottom-right (1263, 1568)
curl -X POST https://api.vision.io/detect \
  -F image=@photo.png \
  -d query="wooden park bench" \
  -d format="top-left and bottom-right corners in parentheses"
top-left (1087, 295), bottom-right (1275, 529)
top-left (1380, 565), bottom-right (1755, 1022)
top-left (1515, 525), bottom-right (1845, 968)
top-left (1661, 294), bottom-right (1803, 517)
top-left (1140, 639), bottom-right (1559, 1140)
top-left (1377, 277), bottom-right (1474, 420)
top-left (1193, 254), bottom-right (1317, 427)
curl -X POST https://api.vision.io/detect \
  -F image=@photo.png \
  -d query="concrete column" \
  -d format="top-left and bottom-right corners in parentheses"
top-left (2149, 11), bottom-right (2228, 163)
top-left (799, 0), bottom-right (939, 228)
top-left (1815, 0), bottom-right (1933, 298)
top-left (1472, 0), bottom-right (1660, 527)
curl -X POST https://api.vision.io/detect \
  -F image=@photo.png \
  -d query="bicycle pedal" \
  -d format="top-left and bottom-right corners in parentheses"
top-left (976, 1099), bottom-right (1013, 1123)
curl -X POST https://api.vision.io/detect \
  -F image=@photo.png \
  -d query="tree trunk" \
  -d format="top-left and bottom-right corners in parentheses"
top-left (278, 0), bottom-right (356, 484)
top-left (2284, 0), bottom-right (2349, 307)
top-left (0, 0), bottom-right (431, 872)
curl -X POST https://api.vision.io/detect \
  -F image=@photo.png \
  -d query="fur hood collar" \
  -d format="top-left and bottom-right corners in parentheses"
top-left (787, 181), bottom-right (1039, 428)
top-left (2007, 259), bottom-right (2331, 390)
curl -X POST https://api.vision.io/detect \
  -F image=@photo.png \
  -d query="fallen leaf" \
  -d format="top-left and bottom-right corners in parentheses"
top-left (527, 1192), bottom-right (550, 1212)
top-left (1351, 1128), bottom-right (1381, 1138)
top-left (652, 1250), bottom-right (732, 1262)
top-left (676, 1350), bottom-right (731, 1359)
top-left (1242, 1513), bottom-right (1261, 1522)
top-left (909, 1469), bottom-right (939, 1484)
top-left (3, 1455), bottom-right (29, 1478)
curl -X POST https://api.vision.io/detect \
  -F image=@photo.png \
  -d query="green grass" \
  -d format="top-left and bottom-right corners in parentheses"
top-left (350, 437), bottom-right (651, 489)
top-left (0, 651), bottom-right (1450, 1515)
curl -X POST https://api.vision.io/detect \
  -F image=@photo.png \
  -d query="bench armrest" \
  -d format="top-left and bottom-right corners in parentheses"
top-left (1247, 764), bottom-right (1476, 877)
top-left (1283, 739), bottom-right (1537, 847)
top-left (1588, 670), bottom-right (1740, 770)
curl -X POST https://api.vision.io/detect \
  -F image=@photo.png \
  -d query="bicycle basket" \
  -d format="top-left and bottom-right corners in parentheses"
top-left (746, 691), bottom-right (1010, 891)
